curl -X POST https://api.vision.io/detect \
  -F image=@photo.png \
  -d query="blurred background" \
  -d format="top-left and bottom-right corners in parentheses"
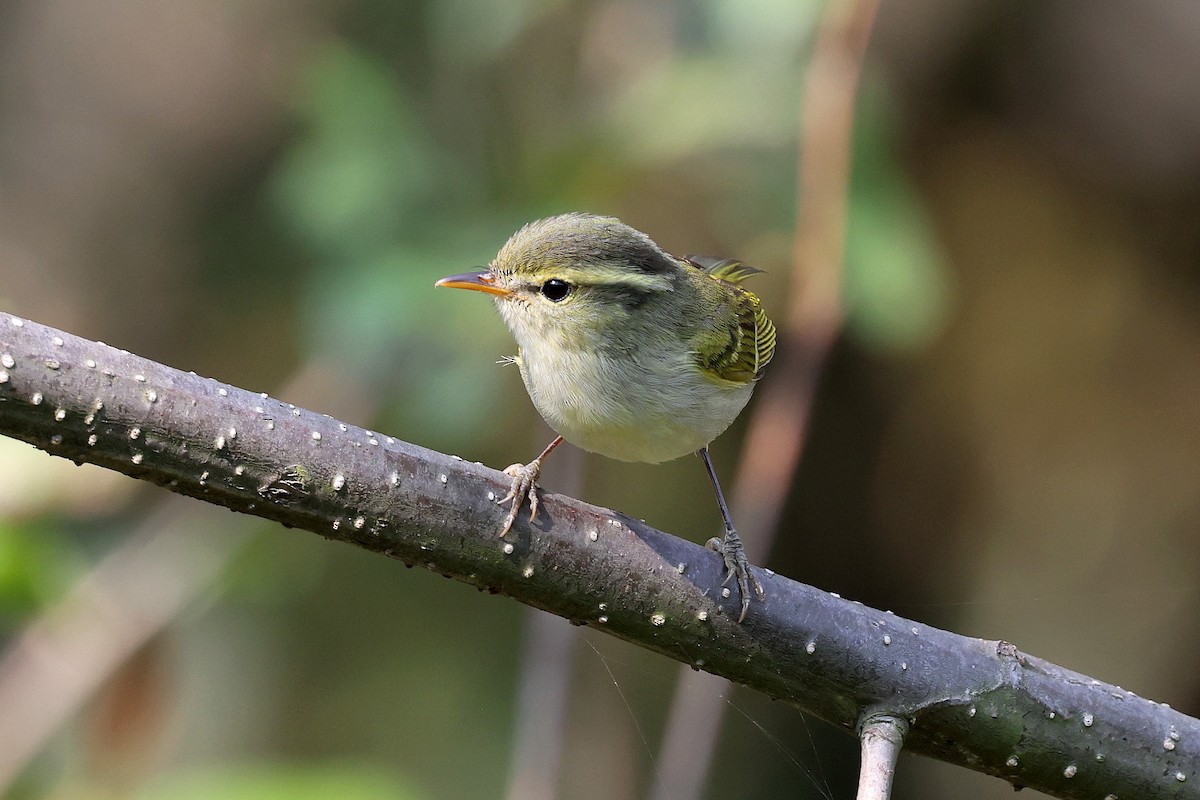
top-left (0, 0), bottom-right (1198, 798)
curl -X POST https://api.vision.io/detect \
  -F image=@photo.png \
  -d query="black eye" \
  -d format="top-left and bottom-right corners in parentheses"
top-left (540, 279), bottom-right (572, 302)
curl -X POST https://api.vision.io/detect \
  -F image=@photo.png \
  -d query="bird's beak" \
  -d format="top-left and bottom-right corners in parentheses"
top-left (435, 269), bottom-right (510, 297)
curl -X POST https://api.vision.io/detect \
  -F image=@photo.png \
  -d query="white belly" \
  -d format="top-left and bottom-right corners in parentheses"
top-left (517, 346), bottom-right (754, 464)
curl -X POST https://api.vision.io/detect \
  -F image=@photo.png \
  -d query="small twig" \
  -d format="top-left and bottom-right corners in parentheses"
top-left (856, 714), bottom-right (909, 800)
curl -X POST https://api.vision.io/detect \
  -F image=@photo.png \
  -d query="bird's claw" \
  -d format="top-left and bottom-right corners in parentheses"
top-left (498, 459), bottom-right (542, 537)
top-left (706, 529), bottom-right (764, 623)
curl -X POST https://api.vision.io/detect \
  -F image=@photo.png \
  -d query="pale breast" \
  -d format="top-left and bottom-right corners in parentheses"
top-left (517, 344), bottom-right (754, 464)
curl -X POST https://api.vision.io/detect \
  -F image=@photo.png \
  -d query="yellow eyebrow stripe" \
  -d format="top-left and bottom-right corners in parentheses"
top-left (550, 265), bottom-right (674, 293)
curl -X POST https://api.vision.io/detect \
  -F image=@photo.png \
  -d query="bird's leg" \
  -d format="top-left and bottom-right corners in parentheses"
top-left (498, 435), bottom-right (564, 537)
top-left (700, 447), bottom-right (764, 622)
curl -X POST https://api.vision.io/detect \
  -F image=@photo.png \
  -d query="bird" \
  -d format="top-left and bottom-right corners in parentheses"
top-left (436, 212), bottom-right (776, 621)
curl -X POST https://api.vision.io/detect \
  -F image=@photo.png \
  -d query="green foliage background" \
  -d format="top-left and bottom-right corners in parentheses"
top-left (1, 1), bottom-right (1197, 798)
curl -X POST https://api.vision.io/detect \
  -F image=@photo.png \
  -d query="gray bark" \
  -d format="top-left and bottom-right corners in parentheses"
top-left (0, 311), bottom-right (1195, 800)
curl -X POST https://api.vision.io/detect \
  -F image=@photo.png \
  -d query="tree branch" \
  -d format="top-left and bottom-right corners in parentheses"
top-left (857, 714), bottom-right (907, 800)
top-left (0, 311), bottom-right (1195, 800)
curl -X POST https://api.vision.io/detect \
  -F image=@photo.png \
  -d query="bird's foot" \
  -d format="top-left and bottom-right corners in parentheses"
top-left (497, 459), bottom-right (543, 537)
top-left (705, 529), bottom-right (765, 623)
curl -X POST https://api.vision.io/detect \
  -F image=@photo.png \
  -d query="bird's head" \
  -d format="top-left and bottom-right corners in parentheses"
top-left (436, 213), bottom-right (678, 346)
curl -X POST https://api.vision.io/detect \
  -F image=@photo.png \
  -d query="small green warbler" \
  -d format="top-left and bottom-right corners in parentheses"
top-left (437, 213), bottom-right (776, 621)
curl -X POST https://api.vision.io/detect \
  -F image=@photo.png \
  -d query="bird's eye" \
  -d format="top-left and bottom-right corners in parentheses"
top-left (540, 279), bottom-right (572, 302)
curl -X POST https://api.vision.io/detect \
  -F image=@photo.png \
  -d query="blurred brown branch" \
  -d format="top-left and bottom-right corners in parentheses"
top-left (654, 0), bottom-right (878, 796)
top-left (0, 355), bottom-right (381, 792)
top-left (732, 0), bottom-right (878, 539)
top-left (0, 497), bottom-right (249, 789)
top-left (0, 311), bottom-right (1196, 800)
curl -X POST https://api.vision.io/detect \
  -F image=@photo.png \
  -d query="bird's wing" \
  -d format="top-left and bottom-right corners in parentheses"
top-left (683, 255), bottom-right (764, 284)
top-left (685, 255), bottom-right (777, 384)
